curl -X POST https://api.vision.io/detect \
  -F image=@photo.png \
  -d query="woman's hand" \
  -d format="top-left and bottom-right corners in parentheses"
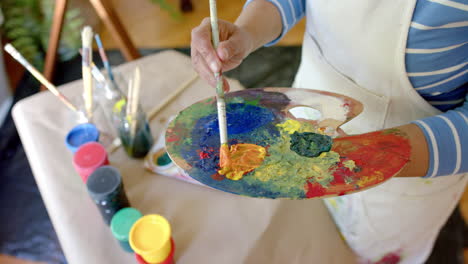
top-left (191, 18), bottom-right (254, 91)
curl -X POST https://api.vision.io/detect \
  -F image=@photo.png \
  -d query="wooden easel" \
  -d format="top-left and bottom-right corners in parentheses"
top-left (42, 0), bottom-right (141, 90)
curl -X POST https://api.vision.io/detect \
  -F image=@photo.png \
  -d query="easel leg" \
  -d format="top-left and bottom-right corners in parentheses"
top-left (89, 0), bottom-right (141, 61)
top-left (42, 0), bottom-right (68, 90)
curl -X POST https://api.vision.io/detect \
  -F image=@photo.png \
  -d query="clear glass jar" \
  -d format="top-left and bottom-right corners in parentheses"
top-left (116, 105), bottom-right (153, 158)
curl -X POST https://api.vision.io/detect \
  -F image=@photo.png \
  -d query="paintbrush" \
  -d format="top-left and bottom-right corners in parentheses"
top-left (3, 44), bottom-right (80, 113)
top-left (81, 26), bottom-right (94, 119)
top-left (208, 0), bottom-right (230, 167)
top-left (130, 67), bottom-right (141, 138)
top-left (94, 34), bottom-right (115, 82)
top-left (94, 34), bottom-right (127, 99)
top-left (79, 48), bottom-right (106, 84)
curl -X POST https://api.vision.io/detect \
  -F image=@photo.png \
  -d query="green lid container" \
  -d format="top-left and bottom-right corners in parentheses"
top-left (111, 207), bottom-right (143, 252)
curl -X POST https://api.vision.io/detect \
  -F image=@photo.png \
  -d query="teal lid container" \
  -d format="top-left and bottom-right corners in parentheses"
top-left (111, 207), bottom-right (143, 252)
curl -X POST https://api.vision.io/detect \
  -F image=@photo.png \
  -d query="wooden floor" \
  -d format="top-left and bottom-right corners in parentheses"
top-left (98, 0), bottom-right (305, 48)
top-left (0, 255), bottom-right (44, 264)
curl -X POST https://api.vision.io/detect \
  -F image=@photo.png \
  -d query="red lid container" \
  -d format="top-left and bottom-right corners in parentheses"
top-left (135, 238), bottom-right (175, 264)
top-left (73, 142), bottom-right (109, 182)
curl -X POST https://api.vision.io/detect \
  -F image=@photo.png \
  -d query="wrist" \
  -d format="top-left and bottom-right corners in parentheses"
top-left (235, 24), bottom-right (256, 55)
top-left (234, 0), bottom-right (283, 52)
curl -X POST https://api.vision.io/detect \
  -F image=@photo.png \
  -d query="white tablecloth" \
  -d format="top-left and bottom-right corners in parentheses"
top-left (12, 51), bottom-right (356, 264)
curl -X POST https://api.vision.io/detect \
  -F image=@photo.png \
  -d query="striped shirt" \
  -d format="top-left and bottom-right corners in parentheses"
top-left (245, 0), bottom-right (468, 177)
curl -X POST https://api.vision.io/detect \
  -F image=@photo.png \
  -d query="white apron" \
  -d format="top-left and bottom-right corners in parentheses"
top-left (293, 0), bottom-right (467, 263)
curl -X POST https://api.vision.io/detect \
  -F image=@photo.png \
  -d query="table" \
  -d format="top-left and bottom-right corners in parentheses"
top-left (13, 51), bottom-right (357, 264)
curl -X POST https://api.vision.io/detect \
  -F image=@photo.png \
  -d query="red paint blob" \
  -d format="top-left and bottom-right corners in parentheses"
top-left (198, 151), bottom-right (210, 159)
top-left (211, 173), bottom-right (225, 181)
top-left (373, 252), bottom-right (401, 264)
top-left (305, 130), bottom-right (411, 198)
top-left (332, 130), bottom-right (411, 191)
top-left (166, 134), bottom-right (181, 142)
top-left (306, 182), bottom-right (327, 197)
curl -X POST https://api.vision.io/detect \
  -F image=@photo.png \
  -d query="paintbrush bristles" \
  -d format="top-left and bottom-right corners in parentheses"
top-left (81, 26), bottom-right (94, 119)
top-left (81, 26), bottom-right (93, 48)
top-left (3, 44), bottom-right (79, 112)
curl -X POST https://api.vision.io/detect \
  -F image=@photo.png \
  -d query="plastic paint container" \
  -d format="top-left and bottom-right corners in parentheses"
top-left (73, 142), bottom-right (109, 182)
top-left (65, 123), bottom-right (99, 153)
top-left (150, 149), bottom-right (179, 177)
top-left (130, 215), bottom-right (175, 264)
top-left (86, 166), bottom-right (130, 225)
top-left (111, 207), bottom-right (143, 252)
top-left (135, 239), bottom-right (175, 264)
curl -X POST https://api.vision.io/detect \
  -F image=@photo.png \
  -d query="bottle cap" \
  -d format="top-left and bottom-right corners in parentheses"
top-left (73, 142), bottom-right (109, 182)
top-left (86, 166), bottom-right (122, 200)
top-left (111, 208), bottom-right (143, 242)
top-left (65, 123), bottom-right (99, 153)
top-left (130, 215), bottom-right (172, 263)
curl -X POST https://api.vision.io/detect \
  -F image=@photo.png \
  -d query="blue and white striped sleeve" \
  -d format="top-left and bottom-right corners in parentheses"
top-left (412, 92), bottom-right (468, 178)
top-left (244, 0), bottom-right (306, 46)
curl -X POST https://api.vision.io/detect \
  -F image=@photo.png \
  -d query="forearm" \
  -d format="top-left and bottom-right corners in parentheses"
top-left (235, 0), bottom-right (283, 53)
top-left (392, 124), bottom-right (429, 177)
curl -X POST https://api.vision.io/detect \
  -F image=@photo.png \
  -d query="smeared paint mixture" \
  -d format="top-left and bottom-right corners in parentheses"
top-left (242, 119), bottom-right (346, 197)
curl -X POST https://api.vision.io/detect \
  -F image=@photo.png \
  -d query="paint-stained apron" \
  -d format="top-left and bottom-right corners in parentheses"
top-left (293, 0), bottom-right (467, 263)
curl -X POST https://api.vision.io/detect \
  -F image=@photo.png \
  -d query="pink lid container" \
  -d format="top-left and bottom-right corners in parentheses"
top-left (135, 239), bottom-right (175, 264)
top-left (73, 142), bottom-right (109, 182)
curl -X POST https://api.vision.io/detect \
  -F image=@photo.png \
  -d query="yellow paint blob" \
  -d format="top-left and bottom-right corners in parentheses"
top-left (218, 143), bottom-right (267, 180)
top-left (343, 160), bottom-right (356, 171)
top-left (356, 172), bottom-right (383, 188)
top-left (276, 119), bottom-right (302, 134)
top-left (327, 198), bottom-right (338, 210)
top-left (129, 215), bottom-right (172, 263)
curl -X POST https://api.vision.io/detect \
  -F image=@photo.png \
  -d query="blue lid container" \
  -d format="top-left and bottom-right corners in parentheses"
top-left (65, 123), bottom-right (100, 153)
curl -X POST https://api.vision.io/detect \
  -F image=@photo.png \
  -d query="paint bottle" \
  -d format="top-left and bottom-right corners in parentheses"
top-left (65, 123), bottom-right (99, 153)
top-left (130, 215), bottom-right (176, 264)
top-left (147, 149), bottom-right (180, 176)
top-left (73, 142), bottom-right (109, 182)
top-left (86, 166), bottom-right (130, 225)
top-left (117, 107), bottom-right (153, 158)
top-left (110, 207), bottom-right (143, 252)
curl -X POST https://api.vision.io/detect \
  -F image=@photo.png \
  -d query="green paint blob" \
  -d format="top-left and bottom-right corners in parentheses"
top-left (156, 152), bottom-right (172, 166)
top-left (290, 132), bottom-right (333, 157)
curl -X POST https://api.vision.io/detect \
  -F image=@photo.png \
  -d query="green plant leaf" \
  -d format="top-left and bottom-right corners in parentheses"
top-left (149, 0), bottom-right (183, 20)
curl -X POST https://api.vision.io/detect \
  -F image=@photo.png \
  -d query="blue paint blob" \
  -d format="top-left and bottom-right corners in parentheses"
top-left (202, 103), bottom-right (275, 135)
top-left (183, 103), bottom-right (278, 173)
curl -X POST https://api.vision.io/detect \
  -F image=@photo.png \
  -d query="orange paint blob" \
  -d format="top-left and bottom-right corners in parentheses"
top-left (218, 144), bottom-right (267, 180)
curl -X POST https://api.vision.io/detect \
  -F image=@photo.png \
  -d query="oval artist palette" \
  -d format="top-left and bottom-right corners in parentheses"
top-left (166, 88), bottom-right (410, 199)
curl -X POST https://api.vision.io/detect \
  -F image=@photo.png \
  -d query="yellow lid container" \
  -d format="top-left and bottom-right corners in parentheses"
top-left (129, 214), bottom-right (172, 263)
